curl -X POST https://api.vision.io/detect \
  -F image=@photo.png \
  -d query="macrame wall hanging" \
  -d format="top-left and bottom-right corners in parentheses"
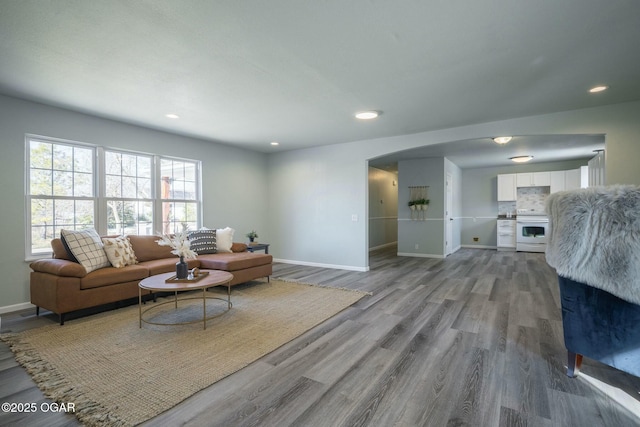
top-left (408, 185), bottom-right (430, 220)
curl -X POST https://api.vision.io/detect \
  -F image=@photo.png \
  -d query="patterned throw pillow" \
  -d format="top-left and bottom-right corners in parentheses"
top-left (188, 229), bottom-right (217, 254)
top-left (60, 229), bottom-right (111, 273)
top-left (102, 236), bottom-right (138, 268)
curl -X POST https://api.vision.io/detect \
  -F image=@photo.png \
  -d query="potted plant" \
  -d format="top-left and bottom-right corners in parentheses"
top-left (246, 230), bottom-right (258, 243)
top-left (416, 198), bottom-right (430, 210)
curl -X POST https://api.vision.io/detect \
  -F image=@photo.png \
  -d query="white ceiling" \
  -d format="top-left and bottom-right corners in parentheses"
top-left (0, 1), bottom-right (637, 167)
top-left (369, 134), bottom-right (605, 170)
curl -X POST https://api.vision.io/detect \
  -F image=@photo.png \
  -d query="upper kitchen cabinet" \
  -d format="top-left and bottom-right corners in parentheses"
top-left (551, 169), bottom-right (582, 193)
top-left (497, 173), bottom-right (517, 201)
top-left (564, 168), bottom-right (582, 191)
top-left (550, 171), bottom-right (565, 193)
top-left (516, 172), bottom-right (551, 187)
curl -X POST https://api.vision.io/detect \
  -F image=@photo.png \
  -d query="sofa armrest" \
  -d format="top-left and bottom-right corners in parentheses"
top-left (231, 242), bottom-right (248, 253)
top-left (30, 259), bottom-right (87, 278)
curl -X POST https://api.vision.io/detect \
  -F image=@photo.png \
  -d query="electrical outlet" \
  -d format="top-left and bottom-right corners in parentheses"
top-left (473, 237), bottom-right (479, 242)
top-left (415, 244), bottom-right (419, 249)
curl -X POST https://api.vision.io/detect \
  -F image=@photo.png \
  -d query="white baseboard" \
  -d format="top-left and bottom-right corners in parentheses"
top-left (369, 241), bottom-right (397, 252)
top-left (273, 258), bottom-right (369, 272)
top-left (397, 252), bottom-right (446, 259)
top-left (0, 302), bottom-right (35, 315)
top-left (461, 244), bottom-right (497, 250)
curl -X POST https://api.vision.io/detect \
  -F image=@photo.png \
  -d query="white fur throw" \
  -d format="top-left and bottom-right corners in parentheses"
top-left (545, 185), bottom-right (640, 305)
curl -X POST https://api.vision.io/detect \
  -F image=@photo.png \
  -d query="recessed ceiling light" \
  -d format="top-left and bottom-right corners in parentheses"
top-left (493, 136), bottom-right (512, 144)
top-left (355, 111), bottom-right (380, 120)
top-left (510, 155), bottom-right (534, 163)
top-left (270, 141), bottom-right (279, 146)
top-left (165, 113), bottom-right (180, 119)
top-left (589, 85), bottom-right (608, 93)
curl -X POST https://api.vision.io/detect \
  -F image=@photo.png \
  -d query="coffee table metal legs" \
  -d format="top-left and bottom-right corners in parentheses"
top-left (203, 288), bottom-right (207, 329)
top-left (139, 286), bottom-right (232, 330)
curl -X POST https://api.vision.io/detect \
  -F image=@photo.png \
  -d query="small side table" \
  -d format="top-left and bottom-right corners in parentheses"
top-left (246, 243), bottom-right (270, 254)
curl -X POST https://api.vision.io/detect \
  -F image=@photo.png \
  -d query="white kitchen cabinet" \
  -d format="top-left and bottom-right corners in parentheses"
top-left (550, 171), bottom-right (565, 193)
top-left (497, 173), bottom-right (517, 201)
top-left (497, 219), bottom-right (516, 250)
top-left (516, 172), bottom-right (551, 187)
top-left (564, 169), bottom-right (581, 191)
top-left (580, 165), bottom-right (589, 188)
top-left (589, 151), bottom-right (605, 186)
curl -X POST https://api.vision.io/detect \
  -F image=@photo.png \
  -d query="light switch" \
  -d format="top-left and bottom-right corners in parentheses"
top-left (351, 214), bottom-right (358, 222)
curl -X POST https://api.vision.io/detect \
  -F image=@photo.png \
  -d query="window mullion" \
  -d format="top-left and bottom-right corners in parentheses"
top-left (95, 146), bottom-right (107, 235)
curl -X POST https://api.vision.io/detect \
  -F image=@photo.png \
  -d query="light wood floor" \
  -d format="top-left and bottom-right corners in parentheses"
top-left (3, 247), bottom-right (640, 426)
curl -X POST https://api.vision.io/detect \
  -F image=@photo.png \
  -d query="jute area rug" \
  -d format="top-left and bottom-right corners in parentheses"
top-left (1, 280), bottom-right (367, 427)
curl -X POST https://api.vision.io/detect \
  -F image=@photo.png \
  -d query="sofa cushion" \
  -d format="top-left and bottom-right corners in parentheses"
top-left (80, 264), bottom-right (150, 290)
top-left (60, 229), bottom-right (111, 273)
top-left (198, 252), bottom-right (272, 272)
top-left (127, 235), bottom-right (174, 262)
top-left (51, 238), bottom-right (74, 260)
top-left (188, 229), bottom-right (217, 254)
top-left (102, 236), bottom-right (138, 268)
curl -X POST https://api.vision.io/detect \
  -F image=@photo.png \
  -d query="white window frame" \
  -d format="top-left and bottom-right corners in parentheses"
top-left (25, 134), bottom-right (202, 259)
top-left (101, 147), bottom-right (155, 236)
top-left (157, 156), bottom-right (202, 235)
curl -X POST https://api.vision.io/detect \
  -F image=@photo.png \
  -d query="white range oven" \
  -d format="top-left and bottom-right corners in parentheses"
top-left (516, 215), bottom-right (549, 252)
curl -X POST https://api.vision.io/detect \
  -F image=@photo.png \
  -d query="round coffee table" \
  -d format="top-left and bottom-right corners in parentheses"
top-left (138, 270), bottom-right (234, 330)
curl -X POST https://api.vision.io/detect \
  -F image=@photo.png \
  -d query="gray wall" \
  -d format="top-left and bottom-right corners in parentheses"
top-left (397, 158), bottom-right (445, 256)
top-left (368, 167), bottom-right (398, 250)
top-left (267, 101), bottom-right (640, 271)
top-left (0, 95), bottom-right (268, 311)
top-left (3, 96), bottom-right (640, 310)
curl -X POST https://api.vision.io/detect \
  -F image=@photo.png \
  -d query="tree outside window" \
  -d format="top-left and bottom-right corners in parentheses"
top-left (26, 136), bottom-right (201, 258)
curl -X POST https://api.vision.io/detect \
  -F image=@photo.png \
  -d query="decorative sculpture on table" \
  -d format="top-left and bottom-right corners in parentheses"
top-left (156, 224), bottom-right (198, 279)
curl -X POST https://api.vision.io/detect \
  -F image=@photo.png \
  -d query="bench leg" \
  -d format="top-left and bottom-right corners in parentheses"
top-left (36, 306), bottom-right (40, 316)
top-left (567, 351), bottom-right (583, 377)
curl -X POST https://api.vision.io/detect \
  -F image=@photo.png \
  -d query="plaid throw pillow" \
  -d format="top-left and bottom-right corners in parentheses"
top-left (60, 229), bottom-right (111, 273)
top-left (188, 229), bottom-right (217, 254)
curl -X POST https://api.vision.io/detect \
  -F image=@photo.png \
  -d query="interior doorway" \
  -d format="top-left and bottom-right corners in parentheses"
top-left (367, 166), bottom-right (398, 262)
top-left (445, 172), bottom-right (453, 255)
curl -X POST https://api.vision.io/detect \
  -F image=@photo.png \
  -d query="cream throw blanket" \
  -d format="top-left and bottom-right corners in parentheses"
top-left (545, 185), bottom-right (640, 305)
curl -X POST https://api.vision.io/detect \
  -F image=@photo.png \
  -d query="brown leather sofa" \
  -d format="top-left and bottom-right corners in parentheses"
top-left (30, 235), bottom-right (272, 324)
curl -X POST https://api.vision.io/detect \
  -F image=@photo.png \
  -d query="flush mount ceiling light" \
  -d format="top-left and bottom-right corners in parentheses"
top-left (165, 113), bottom-right (180, 119)
top-left (270, 141), bottom-right (279, 146)
top-left (493, 136), bottom-right (512, 144)
top-left (355, 110), bottom-right (380, 120)
top-left (510, 155), bottom-right (534, 163)
top-left (589, 85), bottom-right (608, 93)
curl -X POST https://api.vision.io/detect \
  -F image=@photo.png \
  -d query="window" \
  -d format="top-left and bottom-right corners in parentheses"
top-left (104, 150), bottom-right (154, 235)
top-left (26, 135), bottom-right (201, 258)
top-left (28, 138), bottom-right (96, 255)
top-left (160, 158), bottom-right (199, 234)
